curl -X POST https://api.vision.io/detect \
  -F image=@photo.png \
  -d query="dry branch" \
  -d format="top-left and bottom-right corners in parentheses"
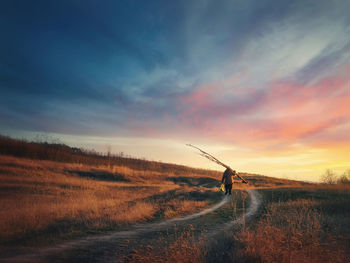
top-left (187, 144), bottom-right (248, 184)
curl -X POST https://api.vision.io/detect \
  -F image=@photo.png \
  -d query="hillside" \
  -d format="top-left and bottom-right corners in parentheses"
top-left (0, 135), bottom-right (221, 176)
top-left (3, 135), bottom-right (347, 263)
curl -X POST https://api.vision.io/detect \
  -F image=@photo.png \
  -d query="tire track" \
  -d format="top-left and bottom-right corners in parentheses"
top-left (205, 189), bottom-right (261, 239)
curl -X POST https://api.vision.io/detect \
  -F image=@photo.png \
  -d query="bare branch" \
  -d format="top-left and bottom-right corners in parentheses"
top-left (187, 144), bottom-right (248, 184)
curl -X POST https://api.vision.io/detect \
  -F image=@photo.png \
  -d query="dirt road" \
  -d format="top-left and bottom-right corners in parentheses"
top-left (2, 189), bottom-right (261, 263)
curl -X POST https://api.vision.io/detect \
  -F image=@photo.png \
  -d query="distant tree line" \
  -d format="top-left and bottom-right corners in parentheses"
top-left (321, 169), bottom-right (350, 184)
top-left (0, 135), bottom-right (219, 177)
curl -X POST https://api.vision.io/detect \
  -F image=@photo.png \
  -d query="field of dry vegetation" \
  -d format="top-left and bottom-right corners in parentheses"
top-left (203, 185), bottom-right (350, 263)
top-left (1, 135), bottom-right (349, 262)
top-left (0, 154), bottom-right (220, 248)
top-left (120, 186), bottom-right (349, 263)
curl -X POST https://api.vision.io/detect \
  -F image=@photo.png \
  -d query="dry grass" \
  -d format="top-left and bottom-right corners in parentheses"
top-left (242, 174), bottom-right (306, 189)
top-left (124, 225), bottom-right (207, 263)
top-left (0, 155), bottom-right (214, 245)
top-left (202, 186), bottom-right (350, 263)
top-left (4, 136), bottom-right (341, 262)
top-left (235, 198), bottom-right (348, 263)
top-left (164, 200), bottom-right (207, 218)
top-left (164, 226), bottom-right (206, 263)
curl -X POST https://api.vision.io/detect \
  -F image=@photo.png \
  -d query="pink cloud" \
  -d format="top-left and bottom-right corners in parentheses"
top-left (122, 64), bottom-right (350, 154)
top-left (176, 65), bottom-right (350, 149)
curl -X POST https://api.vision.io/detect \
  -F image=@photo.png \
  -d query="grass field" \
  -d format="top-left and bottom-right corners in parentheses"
top-left (206, 186), bottom-right (350, 263)
top-left (0, 136), bottom-right (349, 262)
top-left (0, 155), bottom-right (221, 247)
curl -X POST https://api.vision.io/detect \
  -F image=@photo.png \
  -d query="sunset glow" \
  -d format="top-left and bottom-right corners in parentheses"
top-left (1, 0), bottom-right (350, 182)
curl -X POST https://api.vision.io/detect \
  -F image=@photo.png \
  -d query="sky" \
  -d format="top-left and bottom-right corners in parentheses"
top-left (1, 0), bottom-right (350, 182)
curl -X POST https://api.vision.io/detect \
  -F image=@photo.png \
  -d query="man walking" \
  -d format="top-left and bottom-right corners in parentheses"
top-left (221, 168), bottom-right (237, 195)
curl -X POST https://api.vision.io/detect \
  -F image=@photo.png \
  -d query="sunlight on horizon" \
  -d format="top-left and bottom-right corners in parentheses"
top-left (3, 129), bottom-right (349, 183)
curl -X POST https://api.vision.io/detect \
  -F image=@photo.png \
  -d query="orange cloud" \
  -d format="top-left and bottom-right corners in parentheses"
top-left (177, 64), bottom-right (350, 150)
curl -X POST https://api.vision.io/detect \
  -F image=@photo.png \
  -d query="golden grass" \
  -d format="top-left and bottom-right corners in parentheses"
top-left (164, 226), bottom-right (206, 263)
top-left (164, 200), bottom-right (207, 218)
top-left (236, 199), bottom-right (348, 263)
top-left (1, 151), bottom-right (325, 261)
top-left (124, 225), bottom-right (207, 263)
top-left (0, 155), bottom-right (213, 244)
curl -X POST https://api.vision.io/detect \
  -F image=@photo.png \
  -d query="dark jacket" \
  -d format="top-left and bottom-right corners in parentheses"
top-left (222, 168), bottom-right (235, 184)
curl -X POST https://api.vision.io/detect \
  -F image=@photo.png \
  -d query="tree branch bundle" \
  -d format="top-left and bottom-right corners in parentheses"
top-left (187, 144), bottom-right (248, 184)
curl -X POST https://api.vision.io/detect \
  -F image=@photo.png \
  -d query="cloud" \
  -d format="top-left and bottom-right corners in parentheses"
top-left (1, 0), bottom-right (350, 145)
top-left (173, 64), bottom-right (350, 149)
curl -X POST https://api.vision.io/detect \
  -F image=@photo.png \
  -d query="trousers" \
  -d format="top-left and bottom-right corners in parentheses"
top-left (225, 183), bottom-right (232, 195)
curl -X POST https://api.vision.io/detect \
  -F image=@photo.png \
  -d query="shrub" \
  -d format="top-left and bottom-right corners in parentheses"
top-left (338, 170), bottom-right (350, 184)
top-left (321, 169), bottom-right (337, 184)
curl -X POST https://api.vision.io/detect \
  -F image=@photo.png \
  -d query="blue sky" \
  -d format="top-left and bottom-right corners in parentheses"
top-left (1, 0), bottom-right (350, 181)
